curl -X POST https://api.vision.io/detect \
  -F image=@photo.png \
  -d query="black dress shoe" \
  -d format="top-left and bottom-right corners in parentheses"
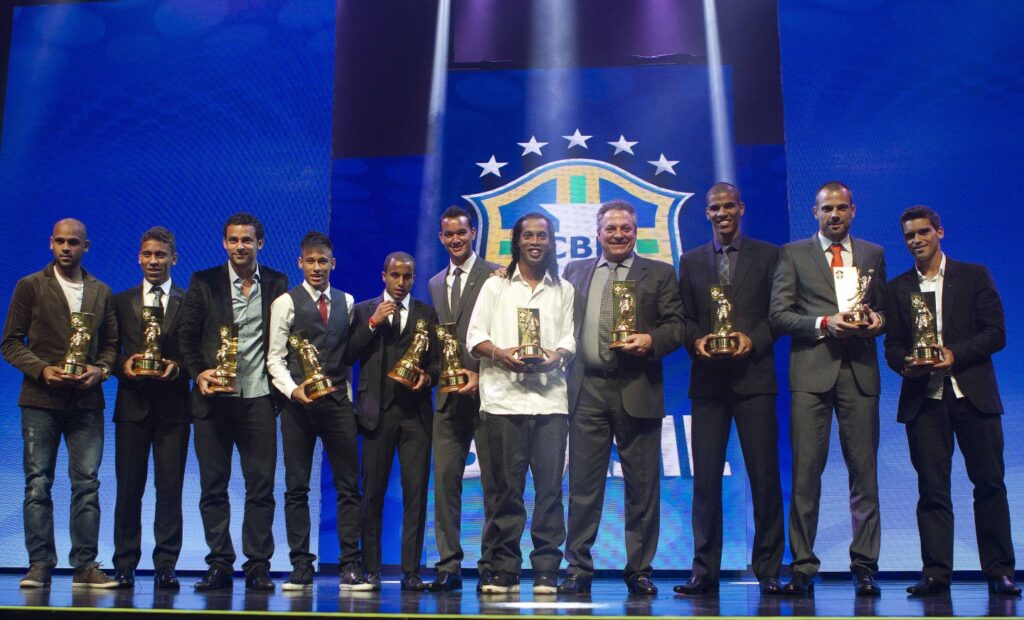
top-left (759, 577), bottom-right (783, 595)
top-left (154, 567), bottom-right (180, 591)
top-left (906, 576), bottom-right (950, 596)
top-left (401, 572), bottom-right (428, 592)
top-left (475, 569), bottom-right (493, 593)
top-left (557, 574), bottom-right (592, 595)
top-left (113, 568), bottom-right (135, 589)
top-left (854, 572), bottom-right (881, 596)
top-left (782, 573), bottom-right (814, 596)
top-left (626, 573), bottom-right (658, 595)
top-left (245, 567), bottom-right (275, 592)
top-left (194, 566), bottom-right (233, 591)
top-left (673, 575), bottom-right (719, 595)
top-left (988, 575), bottom-right (1022, 596)
top-left (429, 570), bottom-right (462, 592)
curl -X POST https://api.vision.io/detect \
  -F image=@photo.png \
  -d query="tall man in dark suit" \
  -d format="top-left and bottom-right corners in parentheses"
top-left (674, 184), bottom-right (784, 596)
top-left (178, 212), bottom-right (289, 592)
top-left (1, 218), bottom-right (118, 589)
top-left (426, 207), bottom-right (501, 592)
top-left (111, 226), bottom-right (190, 590)
top-left (559, 200), bottom-right (685, 596)
top-left (883, 206), bottom-right (1019, 596)
top-left (770, 181), bottom-right (886, 596)
top-left (346, 252), bottom-right (439, 592)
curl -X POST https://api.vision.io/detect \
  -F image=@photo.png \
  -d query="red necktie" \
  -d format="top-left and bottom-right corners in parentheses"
top-left (829, 243), bottom-right (844, 268)
top-left (318, 294), bottom-right (328, 326)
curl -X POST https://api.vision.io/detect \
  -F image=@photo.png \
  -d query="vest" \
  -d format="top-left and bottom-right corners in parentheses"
top-left (286, 286), bottom-right (350, 402)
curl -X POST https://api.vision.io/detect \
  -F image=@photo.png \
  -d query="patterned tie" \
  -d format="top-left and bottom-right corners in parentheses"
top-left (449, 267), bottom-right (463, 318)
top-left (598, 262), bottom-right (620, 363)
top-left (318, 293), bottom-right (329, 327)
top-left (718, 246), bottom-right (732, 284)
top-left (150, 286), bottom-right (164, 309)
top-left (829, 243), bottom-right (844, 268)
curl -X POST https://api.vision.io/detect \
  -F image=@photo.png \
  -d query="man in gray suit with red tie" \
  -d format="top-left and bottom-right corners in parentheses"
top-left (770, 181), bottom-right (886, 596)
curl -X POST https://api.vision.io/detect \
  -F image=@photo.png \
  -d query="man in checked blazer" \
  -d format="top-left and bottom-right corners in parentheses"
top-left (770, 181), bottom-right (887, 596)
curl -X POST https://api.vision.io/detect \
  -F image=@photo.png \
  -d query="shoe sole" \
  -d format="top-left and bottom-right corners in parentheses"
top-left (282, 583), bottom-right (312, 591)
top-left (72, 582), bottom-right (120, 589)
top-left (481, 584), bottom-right (520, 594)
top-left (19, 581), bottom-right (49, 588)
top-left (533, 585), bottom-right (557, 594)
top-left (340, 582), bottom-right (376, 591)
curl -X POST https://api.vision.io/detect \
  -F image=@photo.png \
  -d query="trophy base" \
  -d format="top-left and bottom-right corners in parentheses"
top-left (846, 310), bottom-right (869, 328)
top-left (60, 362), bottom-right (86, 376)
top-left (388, 364), bottom-right (420, 388)
top-left (908, 347), bottom-right (941, 367)
top-left (439, 371), bottom-right (468, 394)
top-left (609, 330), bottom-right (635, 349)
top-left (133, 358), bottom-right (164, 376)
top-left (208, 375), bottom-right (237, 394)
top-left (306, 378), bottom-right (339, 400)
top-left (708, 336), bottom-right (739, 356)
top-left (515, 344), bottom-right (545, 364)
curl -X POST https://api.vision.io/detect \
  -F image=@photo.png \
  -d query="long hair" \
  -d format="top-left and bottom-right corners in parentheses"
top-left (505, 212), bottom-right (559, 283)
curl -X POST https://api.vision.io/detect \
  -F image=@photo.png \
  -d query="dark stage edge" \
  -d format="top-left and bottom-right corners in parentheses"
top-left (0, 575), bottom-right (1021, 619)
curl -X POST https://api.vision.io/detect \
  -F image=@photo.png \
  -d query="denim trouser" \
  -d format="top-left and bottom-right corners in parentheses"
top-left (22, 406), bottom-right (104, 570)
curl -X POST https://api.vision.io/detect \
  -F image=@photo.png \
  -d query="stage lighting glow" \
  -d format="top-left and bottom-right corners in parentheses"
top-left (417, 0), bottom-right (452, 263)
top-left (703, 0), bottom-right (735, 183)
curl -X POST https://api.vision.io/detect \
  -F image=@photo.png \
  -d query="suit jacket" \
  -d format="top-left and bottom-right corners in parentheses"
top-left (427, 256), bottom-right (501, 412)
top-left (345, 296), bottom-right (439, 432)
top-left (112, 283), bottom-right (191, 423)
top-left (177, 263), bottom-right (289, 418)
top-left (883, 258), bottom-right (1005, 422)
top-left (770, 235), bottom-right (887, 395)
top-left (1, 262), bottom-right (117, 410)
top-left (678, 237), bottom-right (780, 397)
top-left (563, 254), bottom-right (685, 419)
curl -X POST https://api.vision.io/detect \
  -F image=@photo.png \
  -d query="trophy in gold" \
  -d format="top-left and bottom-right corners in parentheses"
top-left (435, 323), bottom-right (468, 393)
top-left (60, 312), bottom-right (94, 376)
top-left (845, 268), bottom-right (875, 327)
top-left (609, 280), bottom-right (637, 349)
top-left (514, 308), bottom-right (545, 364)
top-left (388, 318), bottom-right (430, 388)
top-left (907, 291), bottom-right (943, 367)
top-left (209, 324), bottom-right (239, 393)
top-left (708, 285), bottom-right (738, 356)
top-left (133, 305), bottom-right (165, 377)
top-left (288, 332), bottom-right (339, 400)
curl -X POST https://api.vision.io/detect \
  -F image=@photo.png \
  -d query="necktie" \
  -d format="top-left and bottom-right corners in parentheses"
top-left (318, 294), bottom-right (329, 327)
top-left (450, 267), bottom-right (463, 317)
top-left (829, 243), bottom-right (844, 268)
top-left (150, 286), bottom-right (164, 309)
top-left (598, 262), bottom-right (619, 363)
top-left (718, 246), bottom-right (732, 284)
top-left (392, 304), bottom-right (403, 331)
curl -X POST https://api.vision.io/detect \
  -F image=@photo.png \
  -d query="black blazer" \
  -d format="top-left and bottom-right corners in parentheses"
top-left (112, 284), bottom-right (190, 423)
top-left (345, 296), bottom-right (439, 432)
top-left (562, 255), bottom-right (685, 419)
top-left (178, 263), bottom-right (289, 418)
top-left (883, 258), bottom-right (1005, 422)
top-left (678, 237), bottom-right (780, 398)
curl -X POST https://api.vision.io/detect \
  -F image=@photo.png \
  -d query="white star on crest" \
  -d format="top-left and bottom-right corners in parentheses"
top-left (607, 134), bottom-right (638, 155)
top-left (562, 129), bottom-right (592, 149)
top-left (517, 136), bottom-right (548, 157)
top-left (648, 153), bottom-right (679, 176)
top-left (476, 155), bottom-right (508, 178)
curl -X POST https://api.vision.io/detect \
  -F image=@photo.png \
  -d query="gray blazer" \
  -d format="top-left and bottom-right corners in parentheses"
top-left (770, 235), bottom-right (887, 395)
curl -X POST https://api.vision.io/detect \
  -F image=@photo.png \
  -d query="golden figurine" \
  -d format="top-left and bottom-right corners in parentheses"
top-left (845, 268), bottom-right (875, 327)
top-left (209, 324), bottom-right (238, 394)
top-left (708, 285), bottom-right (739, 356)
top-left (133, 305), bottom-right (165, 376)
top-left (388, 318), bottom-right (430, 388)
top-left (908, 291), bottom-right (942, 367)
top-left (288, 333), bottom-right (339, 400)
top-left (514, 307), bottom-right (545, 364)
top-left (436, 323), bottom-right (468, 393)
top-left (609, 280), bottom-right (637, 349)
top-left (60, 312), bottom-right (94, 376)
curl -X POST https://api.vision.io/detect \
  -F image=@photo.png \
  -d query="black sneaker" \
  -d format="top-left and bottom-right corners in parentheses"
top-left (282, 565), bottom-right (313, 591)
top-left (19, 563), bottom-right (52, 588)
top-left (476, 568), bottom-right (494, 593)
top-left (481, 571), bottom-right (520, 594)
top-left (364, 571), bottom-right (381, 591)
top-left (339, 563), bottom-right (373, 591)
top-left (72, 564), bottom-right (119, 589)
top-left (533, 572), bottom-right (557, 595)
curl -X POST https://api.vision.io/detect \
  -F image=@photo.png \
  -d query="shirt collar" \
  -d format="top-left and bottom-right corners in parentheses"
top-left (143, 279), bottom-right (172, 296)
top-left (228, 261), bottom-right (261, 284)
top-left (597, 252), bottom-right (634, 270)
top-left (450, 252), bottom-right (477, 276)
top-left (916, 253), bottom-right (947, 283)
top-left (302, 280), bottom-right (329, 301)
top-left (713, 235), bottom-right (743, 253)
top-left (511, 265), bottom-right (556, 286)
top-left (817, 231), bottom-right (852, 253)
top-left (382, 291), bottom-right (411, 311)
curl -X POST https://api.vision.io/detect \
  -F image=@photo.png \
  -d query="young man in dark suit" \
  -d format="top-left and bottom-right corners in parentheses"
top-left (178, 212), bottom-right (289, 591)
top-left (110, 226), bottom-right (190, 590)
top-left (346, 251), bottom-right (439, 591)
top-left (426, 207), bottom-right (501, 592)
top-left (674, 184), bottom-right (784, 596)
top-left (560, 200), bottom-right (685, 596)
top-left (1, 218), bottom-right (118, 589)
top-left (884, 206), bottom-right (1018, 597)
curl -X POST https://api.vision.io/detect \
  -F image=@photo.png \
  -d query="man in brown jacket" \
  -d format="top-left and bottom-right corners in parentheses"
top-left (1, 218), bottom-right (119, 589)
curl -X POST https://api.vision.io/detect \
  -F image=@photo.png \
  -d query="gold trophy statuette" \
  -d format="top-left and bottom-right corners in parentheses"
top-left (708, 285), bottom-right (739, 356)
top-left (608, 280), bottom-right (637, 349)
top-left (209, 324), bottom-right (239, 394)
top-left (288, 333), bottom-right (339, 400)
top-left (133, 305), bottom-right (165, 377)
top-left (388, 318), bottom-right (430, 388)
top-left (436, 323), bottom-right (468, 393)
top-left (908, 291), bottom-right (943, 367)
top-left (514, 307), bottom-right (545, 364)
top-left (61, 312), bottom-right (94, 376)
top-left (845, 268), bottom-right (875, 327)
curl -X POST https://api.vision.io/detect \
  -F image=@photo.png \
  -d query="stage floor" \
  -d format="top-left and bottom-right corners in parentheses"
top-left (0, 574), bottom-right (1021, 618)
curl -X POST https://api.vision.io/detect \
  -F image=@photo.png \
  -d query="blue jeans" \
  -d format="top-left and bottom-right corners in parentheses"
top-left (22, 407), bottom-right (104, 570)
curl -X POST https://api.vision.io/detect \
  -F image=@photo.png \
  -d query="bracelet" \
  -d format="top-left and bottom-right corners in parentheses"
top-left (820, 315), bottom-right (829, 334)
top-left (368, 317), bottom-right (377, 329)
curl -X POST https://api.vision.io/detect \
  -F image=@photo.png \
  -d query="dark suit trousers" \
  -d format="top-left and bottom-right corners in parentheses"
top-left (789, 365), bottom-right (880, 577)
top-left (281, 395), bottom-right (361, 569)
top-left (112, 412), bottom-right (190, 571)
top-left (483, 412), bottom-right (568, 576)
top-left (566, 375), bottom-right (661, 579)
top-left (361, 402), bottom-right (431, 574)
top-left (432, 395), bottom-right (496, 573)
top-left (690, 392), bottom-right (783, 581)
top-left (192, 396), bottom-right (277, 573)
top-left (907, 383), bottom-right (1015, 580)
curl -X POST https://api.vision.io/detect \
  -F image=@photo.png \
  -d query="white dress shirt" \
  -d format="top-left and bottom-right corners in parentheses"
top-left (815, 232), bottom-right (854, 337)
top-left (466, 267), bottom-right (576, 416)
top-left (446, 252), bottom-right (478, 301)
top-left (142, 278), bottom-right (172, 309)
top-left (917, 254), bottom-right (963, 399)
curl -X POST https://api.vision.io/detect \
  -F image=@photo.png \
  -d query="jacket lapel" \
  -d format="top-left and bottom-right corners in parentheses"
top-left (44, 265), bottom-right (72, 324)
top-left (455, 259), bottom-right (488, 323)
top-left (730, 243), bottom-right (753, 290)
top-left (809, 236), bottom-right (835, 292)
top-left (131, 286), bottom-right (144, 324)
top-left (164, 285), bottom-right (184, 330)
top-left (576, 258), bottom-right (599, 300)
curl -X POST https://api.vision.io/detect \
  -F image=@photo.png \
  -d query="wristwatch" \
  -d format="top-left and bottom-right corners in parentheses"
top-left (97, 364), bottom-right (111, 381)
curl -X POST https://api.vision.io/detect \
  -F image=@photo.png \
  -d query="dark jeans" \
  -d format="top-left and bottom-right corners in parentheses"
top-left (193, 396), bottom-right (277, 574)
top-left (22, 406), bottom-right (104, 570)
top-left (281, 395), bottom-right (361, 569)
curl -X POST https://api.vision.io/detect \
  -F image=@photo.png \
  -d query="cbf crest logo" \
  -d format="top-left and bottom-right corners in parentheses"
top-left (463, 133), bottom-right (694, 272)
